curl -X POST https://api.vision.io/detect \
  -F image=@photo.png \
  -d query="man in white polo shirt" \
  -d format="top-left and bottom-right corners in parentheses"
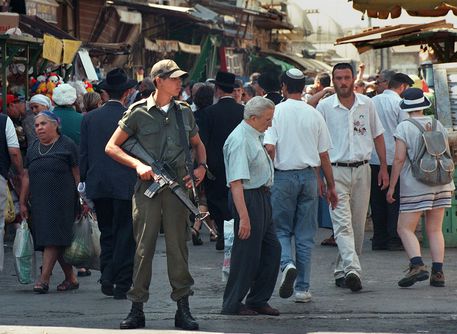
top-left (0, 111), bottom-right (23, 272)
top-left (316, 63), bottom-right (389, 292)
top-left (264, 68), bottom-right (338, 303)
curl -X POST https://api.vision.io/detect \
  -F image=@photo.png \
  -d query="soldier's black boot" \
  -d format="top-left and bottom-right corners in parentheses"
top-left (120, 302), bottom-right (145, 329)
top-left (175, 296), bottom-right (199, 330)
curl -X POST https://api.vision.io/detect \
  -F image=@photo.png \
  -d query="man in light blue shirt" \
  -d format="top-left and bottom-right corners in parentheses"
top-left (370, 72), bottom-right (414, 251)
top-left (221, 96), bottom-right (281, 316)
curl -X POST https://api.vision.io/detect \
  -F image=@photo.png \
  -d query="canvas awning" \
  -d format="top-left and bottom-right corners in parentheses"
top-left (351, 0), bottom-right (457, 19)
top-left (336, 20), bottom-right (457, 62)
top-left (260, 50), bottom-right (332, 74)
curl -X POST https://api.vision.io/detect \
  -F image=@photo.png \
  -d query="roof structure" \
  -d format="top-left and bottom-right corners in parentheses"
top-left (336, 20), bottom-right (457, 62)
top-left (19, 15), bottom-right (77, 40)
top-left (260, 50), bottom-right (332, 74)
top-left (350, 0), bottom-right (457, 19)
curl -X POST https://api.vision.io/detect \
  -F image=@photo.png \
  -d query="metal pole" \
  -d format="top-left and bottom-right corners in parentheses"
top-left (1, 40), bottom-right (7, 114)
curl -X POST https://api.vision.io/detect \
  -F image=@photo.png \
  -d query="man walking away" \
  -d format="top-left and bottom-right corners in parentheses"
top-left (264, 68), bottom-right (338, 303)
top-left (202, 71), bottom-right (244, 250)
top-left (80, 68), bottom-right (138, 299)
top-left (370, 72), bottom-right (414, 251)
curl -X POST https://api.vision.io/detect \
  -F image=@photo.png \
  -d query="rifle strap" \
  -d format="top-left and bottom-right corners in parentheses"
top-left (175, 105), bottom-right (195, 172)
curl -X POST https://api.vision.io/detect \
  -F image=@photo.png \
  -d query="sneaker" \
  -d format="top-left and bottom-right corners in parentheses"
top-left (345, 273), bottom-right (362, 292)
top-left (430, 271), bottom-right (445, 287)
top-left (279, 263), bottom-right (297, 299)
top-left (335, 277), bottom-right (347, 288)
top-left (398, 264), bottom-right (429, 287)
top-left (294, 290), bottom-right (312, 303)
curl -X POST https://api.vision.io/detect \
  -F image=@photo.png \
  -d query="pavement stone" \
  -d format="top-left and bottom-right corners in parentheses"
top-left (1, 227), bottom-right (457, 333)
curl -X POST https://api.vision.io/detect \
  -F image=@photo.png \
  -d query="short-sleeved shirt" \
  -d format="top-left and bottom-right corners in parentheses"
top-left (223, 121), bottom-right (274, 189)
top-left (264, 98), bottom-right (332, 170)
top-left (5, 116), bottom-right (19, 148)
top-left (119, 95), bottom-right (198, 172)
top-left (370, 89), bottom-right (409, 165)
top-left (394, 116), bottom-right (455, 197)
top-left (317, 93), bottom-right (385, 163)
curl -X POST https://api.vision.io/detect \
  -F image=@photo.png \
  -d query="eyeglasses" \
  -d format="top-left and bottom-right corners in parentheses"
top-left (375, 79), bottom-right (387, 85)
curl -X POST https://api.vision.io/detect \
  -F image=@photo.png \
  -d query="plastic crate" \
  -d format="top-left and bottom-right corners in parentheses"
top-left (422, 205), bottom-right (457, 248)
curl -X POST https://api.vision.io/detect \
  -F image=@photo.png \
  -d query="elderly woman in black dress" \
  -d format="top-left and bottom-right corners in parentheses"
top-left (20, 111), bottom-right (80, 293)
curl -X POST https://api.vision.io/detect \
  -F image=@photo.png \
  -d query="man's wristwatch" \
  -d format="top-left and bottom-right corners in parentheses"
top-left (198, 162), bottom-right (209, 171)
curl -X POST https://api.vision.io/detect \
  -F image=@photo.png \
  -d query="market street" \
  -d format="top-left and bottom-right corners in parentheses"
top-left (1, 227), bottom-right (457, 334)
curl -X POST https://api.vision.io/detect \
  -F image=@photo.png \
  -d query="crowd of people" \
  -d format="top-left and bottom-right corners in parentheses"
top-left (0, 57), bottom-right (454, 331)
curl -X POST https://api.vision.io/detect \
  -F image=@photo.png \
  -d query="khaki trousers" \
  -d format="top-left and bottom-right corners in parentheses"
top-left (127, 181), bottom-right (193, 303)
top-left (330, 164), bottom-right (371, 279)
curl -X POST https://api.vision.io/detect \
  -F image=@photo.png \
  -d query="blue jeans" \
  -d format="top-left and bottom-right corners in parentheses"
top-left (271, 168), bottom-right (318, 291)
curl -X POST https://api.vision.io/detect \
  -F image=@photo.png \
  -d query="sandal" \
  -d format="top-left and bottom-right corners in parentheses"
top-left (33, 282), bottom-right (49, 294)
top-left (77, 268), bottom-right (91, 277)
top-left (57, 280), bottom-right (79, 292)
top-left (191, 227), bottom-right (203, 246)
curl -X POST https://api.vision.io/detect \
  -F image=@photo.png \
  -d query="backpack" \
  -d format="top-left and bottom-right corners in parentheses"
top-left (405, 118), bottom-right (454, 186)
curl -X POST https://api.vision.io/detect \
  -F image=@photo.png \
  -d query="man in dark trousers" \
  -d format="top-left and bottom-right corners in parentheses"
top-left (221, 96), bottom-right (281, 316)
top-left (202, 71), bottom-right (244, 250)
top-left (80, 68), bottom-right (137, 299)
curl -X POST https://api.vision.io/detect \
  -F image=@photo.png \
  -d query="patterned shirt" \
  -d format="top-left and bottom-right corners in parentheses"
top-left (317, 93), bottom-right (385, 163)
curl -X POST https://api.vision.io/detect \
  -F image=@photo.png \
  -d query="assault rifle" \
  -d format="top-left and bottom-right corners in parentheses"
top-left (121, 137), bottom-right (217, 237)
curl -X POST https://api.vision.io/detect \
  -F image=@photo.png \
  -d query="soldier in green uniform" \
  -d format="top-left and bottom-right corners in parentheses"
top-left (106, 59), bottom-right (207, 330)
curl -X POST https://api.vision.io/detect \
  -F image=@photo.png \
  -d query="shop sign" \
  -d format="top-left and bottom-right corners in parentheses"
top-left (0, 13), bottom-right (19, 34)
top-left (26, 0), bottom-right (59, 24)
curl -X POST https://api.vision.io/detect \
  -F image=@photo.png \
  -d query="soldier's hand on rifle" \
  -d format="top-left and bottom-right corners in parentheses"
top-left (136, 163), bottom-right (155, 181)
top-left (183, 165), bottom-right (206, 188)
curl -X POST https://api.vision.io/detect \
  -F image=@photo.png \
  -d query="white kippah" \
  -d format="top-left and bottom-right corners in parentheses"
top-left (286, 68), bottom-right (305, 80)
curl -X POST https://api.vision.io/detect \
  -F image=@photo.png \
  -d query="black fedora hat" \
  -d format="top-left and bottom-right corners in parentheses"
top-left (214, 71), bottom-right (236, 89)
top-left (400, 87), bottom-right (431, 112)
top-left (99, 68), bottom-right (137, 92)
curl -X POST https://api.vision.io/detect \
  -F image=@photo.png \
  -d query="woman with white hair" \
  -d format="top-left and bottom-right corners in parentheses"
top-left (52, 83), bottom-right (83, 145)
top-left (30, 94), bottom-right (52, 114)
top-left (20, 111), bottom-right (80, 293)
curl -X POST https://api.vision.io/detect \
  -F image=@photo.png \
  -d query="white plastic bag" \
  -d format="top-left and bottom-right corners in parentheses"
top-left (13, 220), bottom-right (35, 284)
top-left (222, 219), bottom-right (234, 282)
top-left (88, 212), bottom-right (101, 270)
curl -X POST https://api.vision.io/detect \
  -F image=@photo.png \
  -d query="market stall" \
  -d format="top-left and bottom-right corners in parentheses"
top-left (0, 34), bottom-right (42, 113)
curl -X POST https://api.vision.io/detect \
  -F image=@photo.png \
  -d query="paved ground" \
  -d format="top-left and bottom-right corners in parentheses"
top-left (1, 226), bottom-right (457, 334)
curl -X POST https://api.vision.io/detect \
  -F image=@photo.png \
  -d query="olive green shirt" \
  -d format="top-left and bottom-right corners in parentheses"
top-left (119, 95), bottom-right (198, 174)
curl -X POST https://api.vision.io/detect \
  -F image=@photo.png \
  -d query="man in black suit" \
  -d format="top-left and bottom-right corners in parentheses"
top-left (80, 68), bottom-right (137, 299)
top-left (202, 71), bottom-right (244, 250)
top-left (258, 72), bottom-right (283, 105)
